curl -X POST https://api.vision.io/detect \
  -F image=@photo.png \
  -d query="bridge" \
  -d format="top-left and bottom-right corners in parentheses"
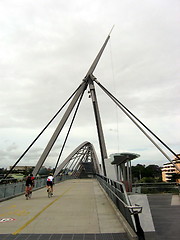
top-left (1, 173), bottom-right (180, 240)
top-left (0, 178), bottom-right (133, 240)
top-left (1, 29), bottom-right (180, 240)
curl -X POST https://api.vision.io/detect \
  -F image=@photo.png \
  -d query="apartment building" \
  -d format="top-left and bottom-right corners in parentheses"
top-left (9, 166), bottom-right (34, 172)
top-left (161, 154), bottom-right (180, 182)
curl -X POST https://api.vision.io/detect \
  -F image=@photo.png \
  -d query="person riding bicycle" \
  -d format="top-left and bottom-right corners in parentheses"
top-left (25, 173), bottom-right (35, 197)
top-left (46, 173), bottom-right (54, 195)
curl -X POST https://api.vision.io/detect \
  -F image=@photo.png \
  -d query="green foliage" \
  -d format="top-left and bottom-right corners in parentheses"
top-left (0, 168), bottom-right (7, 174)
top-left (39, 167), bottom-right (51, 176)
top-left (170, 173), bottom-right (180, 182)
top-left (140, 177), bottom-right (156, 183)
top-left (132, 164), bottom-right (162, 183)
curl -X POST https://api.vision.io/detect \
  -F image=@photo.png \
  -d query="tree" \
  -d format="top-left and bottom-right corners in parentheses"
top-left (132, 164), bottom-right (146, 181)
top-left (39, 167), bottom-right (50, 176)
top-left (132, 164), bottom-right (162, 183)
top-left (140, 177), bottom-right (156, 183)
top-left (145, 165), bottom-right (161, 178)
top-left (170, 173), bottom-right (180, 183)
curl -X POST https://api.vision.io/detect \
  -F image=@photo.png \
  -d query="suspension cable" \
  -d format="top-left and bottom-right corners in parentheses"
top-left (53, 84), bottom-right (87, 174)
top-left (94, 79), bottom-right (180, 171)
top-left (3, 83), bottom-right (84, 181)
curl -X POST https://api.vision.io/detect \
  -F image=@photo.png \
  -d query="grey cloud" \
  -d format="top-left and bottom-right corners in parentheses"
top-left (0, 0), bottom-right (179, 168)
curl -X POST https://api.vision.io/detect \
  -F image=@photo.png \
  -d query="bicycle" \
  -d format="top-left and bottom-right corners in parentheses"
top-left (47, 186), bottom-right (53, 198)
top-left (25, 187), bottom-right (32, 200)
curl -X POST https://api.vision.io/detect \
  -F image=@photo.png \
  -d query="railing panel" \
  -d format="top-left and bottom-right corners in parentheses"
top-left (0, 175), bottom-right (75, 201)
top-left (0, 185), bottom-right (6, 198)
top-left (96, 174), bottom-right (144, 240)
top-left (7, 184), bottom-right (16, 197)
top-left (14, 182), bottom-right (25, 195)
top-left (132, 182), bottom-right (180, 194)
top-left (97, 175), bottom-right (134, 230)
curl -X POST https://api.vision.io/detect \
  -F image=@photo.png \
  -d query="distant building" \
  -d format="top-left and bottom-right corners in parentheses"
top-left (9, 166), bottom-right (35, 172)
top-left (161, 154), bottom-right (180, 183)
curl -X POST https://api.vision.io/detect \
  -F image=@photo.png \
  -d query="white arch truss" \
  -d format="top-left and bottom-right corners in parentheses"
top-left (54, 141), bottom-right (101, 177)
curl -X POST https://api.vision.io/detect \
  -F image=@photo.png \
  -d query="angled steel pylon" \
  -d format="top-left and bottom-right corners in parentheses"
top-left (33, 28), bottom-right (113, 176)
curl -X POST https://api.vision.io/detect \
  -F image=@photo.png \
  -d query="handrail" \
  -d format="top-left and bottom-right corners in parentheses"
top-left (132, 182), bottom-right (180, 194)
top-left (96, 174), bottom-right (145, 240)
top-left (101, 178), bottom-right (142, 214)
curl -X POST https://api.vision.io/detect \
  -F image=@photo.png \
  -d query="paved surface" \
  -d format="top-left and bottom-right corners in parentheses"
top-left (147, 194), bottom-right (180, 240)
top-left (129, 193), bottom-right (180, 240)
top-left (129, 194), bottom-right (156, 240)
top-left (0, 233), bottom-right (128, 240)
top-left (0, 179), bottom-right (130, 239)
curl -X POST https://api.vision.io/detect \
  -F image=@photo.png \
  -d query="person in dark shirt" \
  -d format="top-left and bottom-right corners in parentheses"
top-left (25, 173), bottom-right (35, 197)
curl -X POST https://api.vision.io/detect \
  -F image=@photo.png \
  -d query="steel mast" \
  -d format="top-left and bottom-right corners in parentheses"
top-left (32, 28), bottom-right (113, 176)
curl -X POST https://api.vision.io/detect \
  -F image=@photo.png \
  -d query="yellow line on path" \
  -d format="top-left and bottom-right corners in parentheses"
top-left (12, 186), bottom-right (73, 235)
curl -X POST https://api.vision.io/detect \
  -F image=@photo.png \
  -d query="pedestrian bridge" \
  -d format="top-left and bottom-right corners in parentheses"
top-left (2, 29), bottom-right (180, 240)
top-left (0, 178), bottom-right (136, 240)
top-left (1, 175), bottom-right (180, 240)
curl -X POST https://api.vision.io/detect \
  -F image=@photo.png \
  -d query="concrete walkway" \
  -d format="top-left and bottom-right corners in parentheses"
top-left (0, 179), bottom-right (128, 236)
top-left (147, 194), bottom-right (180, 240)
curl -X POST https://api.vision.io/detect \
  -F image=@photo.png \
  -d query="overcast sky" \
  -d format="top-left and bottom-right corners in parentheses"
top-left (0, 0), bottom-right (179, 169)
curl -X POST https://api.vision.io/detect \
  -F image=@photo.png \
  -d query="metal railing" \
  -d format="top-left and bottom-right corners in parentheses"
top-left (96, 174), bottom-right (144, 240)
top-left (0, 174), bottom-right (74, 201)
top-left (132, 182), bottom-right (180, 194)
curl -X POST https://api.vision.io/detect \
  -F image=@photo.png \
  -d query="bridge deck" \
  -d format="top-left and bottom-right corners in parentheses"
top-left (0, 179), bottom-right (129, 239)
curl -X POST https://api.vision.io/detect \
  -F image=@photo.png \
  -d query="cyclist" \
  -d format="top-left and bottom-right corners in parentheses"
top-left (25, 173), bottom-right (35, 197)
top-left (46, 173), bottom-right (54, 195)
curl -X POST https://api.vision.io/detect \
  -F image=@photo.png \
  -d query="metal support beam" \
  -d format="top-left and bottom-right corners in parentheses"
top-left (88, 78), bottom-right (107, 176)
top-left (84, 26), bottom-right (114, 80)
top-left (33, 82), bottom-right (87, 176)
top-left (33, 29), bottom-right (113, 176)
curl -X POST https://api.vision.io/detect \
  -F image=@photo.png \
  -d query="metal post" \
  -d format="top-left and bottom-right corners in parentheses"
top-left (33, 82), bottom-right (87, 176)
top-left (88, 79), bottom-right (107, 176)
